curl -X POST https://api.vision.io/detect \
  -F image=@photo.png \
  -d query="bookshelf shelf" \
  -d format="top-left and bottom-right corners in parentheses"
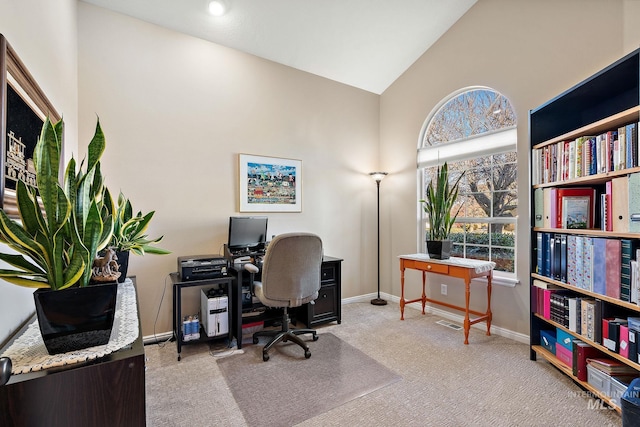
top-left (534, 313), bottom-right (640, 371)
top-left (531, 274), bottom-right (640, 312)
top-left (532, 345), bottom-right (621, 413)
top-left (530, 48), bottom-right (640, 415)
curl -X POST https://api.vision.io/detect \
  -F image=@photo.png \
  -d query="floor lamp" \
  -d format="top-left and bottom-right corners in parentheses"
top-left (369, 172), bottom-right (388, 306)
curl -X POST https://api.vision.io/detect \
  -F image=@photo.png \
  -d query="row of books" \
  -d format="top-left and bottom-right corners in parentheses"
top-left (535, 232), bottom-right (640, 303)
top-left (532, 121), bottom-right (639, 185)
top-left (539, 326), bottom-right (638, 386)
top-left (533, 175), bottom-right (640, 233)
top-left (534, 281), bottom-right (640, 364)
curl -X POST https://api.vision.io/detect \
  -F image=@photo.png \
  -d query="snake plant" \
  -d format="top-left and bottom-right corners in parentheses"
top-left (0, 118), bottom-right (114, 290)
top-left (420, 162), bottom-right (464, 241)
top-left (108, 191), bottom-right (170, 256)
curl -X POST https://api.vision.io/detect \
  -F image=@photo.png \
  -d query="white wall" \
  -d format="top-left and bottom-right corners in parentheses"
top-left (0, 0), bottom-right (78, 343)
top-left (77, 3), bottom-right (381, 336)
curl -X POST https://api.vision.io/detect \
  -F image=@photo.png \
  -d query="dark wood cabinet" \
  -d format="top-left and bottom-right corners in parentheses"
top-left (297, 256), bottom-right (343, 327)
top-left (0, 281), bottom-right (146, 427)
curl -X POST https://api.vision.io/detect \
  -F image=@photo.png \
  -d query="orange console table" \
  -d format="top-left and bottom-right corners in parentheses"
top-left (398, 254), bottom-right (495, 344)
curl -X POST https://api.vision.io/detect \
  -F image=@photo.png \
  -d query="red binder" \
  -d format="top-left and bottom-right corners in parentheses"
top-left (573, 340), bottom-right (601, 381)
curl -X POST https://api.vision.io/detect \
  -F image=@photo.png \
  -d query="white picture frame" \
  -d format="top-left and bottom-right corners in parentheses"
top-left (238, 154), bottom-right (302, 212)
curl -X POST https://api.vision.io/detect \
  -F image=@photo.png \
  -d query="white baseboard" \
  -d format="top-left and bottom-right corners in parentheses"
top-left (340, 292), bottom-right (530, 344)
top-left (143, 331), bottom-right (173, 345)
top-left (144, 292), bottom-right (530, 345)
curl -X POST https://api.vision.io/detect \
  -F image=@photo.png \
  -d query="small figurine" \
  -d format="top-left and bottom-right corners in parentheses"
top-left (91, 247), bottom-right (122, 282)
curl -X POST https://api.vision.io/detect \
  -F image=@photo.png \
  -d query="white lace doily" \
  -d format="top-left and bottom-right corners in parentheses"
top-left (0, 279), bottom-right (139, 374)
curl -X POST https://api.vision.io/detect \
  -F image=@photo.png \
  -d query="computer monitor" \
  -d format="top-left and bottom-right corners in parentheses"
top-left (227, 216), bottom-right (268, 253)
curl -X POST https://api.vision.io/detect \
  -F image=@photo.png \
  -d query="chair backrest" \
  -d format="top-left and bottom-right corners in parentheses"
top-left (260, 232), bottom-right (323, 306)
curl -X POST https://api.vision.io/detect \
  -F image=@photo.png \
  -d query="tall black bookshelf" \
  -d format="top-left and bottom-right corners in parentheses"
top-left (529, 48), bottom-right (640, 413)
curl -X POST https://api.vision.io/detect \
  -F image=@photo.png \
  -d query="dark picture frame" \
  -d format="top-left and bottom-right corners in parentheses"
top-left (0, 34), bottom-right (60, 217)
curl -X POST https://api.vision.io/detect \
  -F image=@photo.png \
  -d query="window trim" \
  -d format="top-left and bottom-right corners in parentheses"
top-left (417, 127), bottom-right (517, 168)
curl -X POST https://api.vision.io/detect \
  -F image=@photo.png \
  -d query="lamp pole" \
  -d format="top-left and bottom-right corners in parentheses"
top-left (369, 172), bottom-right (387, 306)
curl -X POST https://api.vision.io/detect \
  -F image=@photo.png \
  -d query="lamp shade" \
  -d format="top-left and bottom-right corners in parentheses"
top-left (369, 172), bottom-right (388, 182)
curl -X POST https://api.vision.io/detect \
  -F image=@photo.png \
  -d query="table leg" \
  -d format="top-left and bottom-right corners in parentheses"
top-left (486, 272), bottom-right (493, 336)
top-left (176, 285), bottom-right (182, 360)
top-left (400, 265), bottom-right (406, 320)
top-left (421, 271), bottom-right (426, 315)
top-left (464, 278), bottom-right (470, 345)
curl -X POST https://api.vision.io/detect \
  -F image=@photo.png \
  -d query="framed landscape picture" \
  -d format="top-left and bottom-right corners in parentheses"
top-left (239, 154), bottom-right (302, 212)
top-left (0, 34), bottom-right (60, 217)
top-left (561, 196), bottom-right (591, 229)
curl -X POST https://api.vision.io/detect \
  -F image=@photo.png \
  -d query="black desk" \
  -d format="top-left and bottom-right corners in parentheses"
top-left (170, 273), bottom-right (233, 361)
top-left (229, 255), bottom-right (343, 349)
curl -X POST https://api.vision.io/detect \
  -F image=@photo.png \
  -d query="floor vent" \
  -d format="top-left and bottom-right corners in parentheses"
top-left (436, 320), bottom-right (462, 331)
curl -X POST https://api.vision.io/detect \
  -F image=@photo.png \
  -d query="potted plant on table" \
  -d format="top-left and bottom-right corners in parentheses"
top-left (419, 162), bottom-right (464, 260)
top-left (0, 117), bottom-right (116, 354)
top-left (106, 191), bottom-right (170, 282)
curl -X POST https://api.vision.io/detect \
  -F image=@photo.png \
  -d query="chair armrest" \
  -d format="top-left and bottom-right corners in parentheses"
top-left (244, 263), bottom-right (259, 274)
top-left (243, 263), bottom-right (260, 296)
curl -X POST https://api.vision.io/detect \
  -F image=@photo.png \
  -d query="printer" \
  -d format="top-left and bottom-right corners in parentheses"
top-left (177, 255), bottom-right (228, 281)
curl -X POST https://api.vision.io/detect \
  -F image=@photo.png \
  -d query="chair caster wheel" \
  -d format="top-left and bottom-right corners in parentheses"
top-left (312, 334), bottom-right (318, 341)
top-left (263, 352), bottom-right (270, 362)
top-left (305, 349), bottom-right (311, 359)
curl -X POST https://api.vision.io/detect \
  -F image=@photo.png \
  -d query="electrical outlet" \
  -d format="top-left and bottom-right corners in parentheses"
top-left (441, 284), bottom-right (447, 295)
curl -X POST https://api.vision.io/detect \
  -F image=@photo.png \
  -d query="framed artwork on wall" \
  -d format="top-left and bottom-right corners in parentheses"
top-left (0, 34), bottom-right (60, 217)
top-left (239, 154), bottom-right (302, 212)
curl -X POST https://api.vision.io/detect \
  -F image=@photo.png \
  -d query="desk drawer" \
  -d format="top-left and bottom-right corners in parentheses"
top-left (321, 264), bottom-right (337, 282)
top-left (422, 262), bottom-right (449, 274)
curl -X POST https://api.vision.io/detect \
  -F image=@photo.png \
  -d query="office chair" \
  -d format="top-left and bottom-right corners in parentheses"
top-left (244, 232), bottom-right (323, 362)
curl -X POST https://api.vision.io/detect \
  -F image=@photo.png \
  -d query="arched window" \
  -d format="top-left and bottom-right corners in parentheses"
top-left (418, 87), bottom-right (517, 274)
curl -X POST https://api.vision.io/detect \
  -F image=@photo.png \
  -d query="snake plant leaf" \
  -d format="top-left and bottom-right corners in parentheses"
top-left (0, 273), bottom-right (49, 288)
top-left (33, 118), bottom-right (63, 232)
top-left (0, 253), bottom-right (45, 274)
top-left (0, 209), bottom-right (42, 256)
top-left (64, 157), bottom-right (78, 212)
top-left (86, 120), bottom-right (106, 173)
top-left (138, 241), bottom-right (171, 255)
top-left (79, 201), bottom-right (104, 285)
top-left (60, 244), bottom-right (86, 291)
top-left (15, 181), bottom-right (41, 236)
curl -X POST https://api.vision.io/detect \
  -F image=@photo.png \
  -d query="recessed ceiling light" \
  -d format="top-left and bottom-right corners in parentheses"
top-left (208, 0), bottom-right (227, 16)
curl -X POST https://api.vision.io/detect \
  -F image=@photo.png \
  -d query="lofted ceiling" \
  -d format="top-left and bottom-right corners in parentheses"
top-left (81, 0), bottom-right (477, 94)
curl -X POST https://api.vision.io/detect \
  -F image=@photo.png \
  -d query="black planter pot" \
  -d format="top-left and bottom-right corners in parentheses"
top-left (115, 250), bottom-right (130, 283)
top-left (426, 239), bottom-right (452, 260)
top-left (33, 282), bottom-right (118, 355)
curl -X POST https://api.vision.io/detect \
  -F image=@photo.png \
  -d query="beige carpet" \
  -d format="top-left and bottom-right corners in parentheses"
top-left (217, 332), bottom-right (401, 427)
top-left (144, 301), bottom-right (622, 426)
